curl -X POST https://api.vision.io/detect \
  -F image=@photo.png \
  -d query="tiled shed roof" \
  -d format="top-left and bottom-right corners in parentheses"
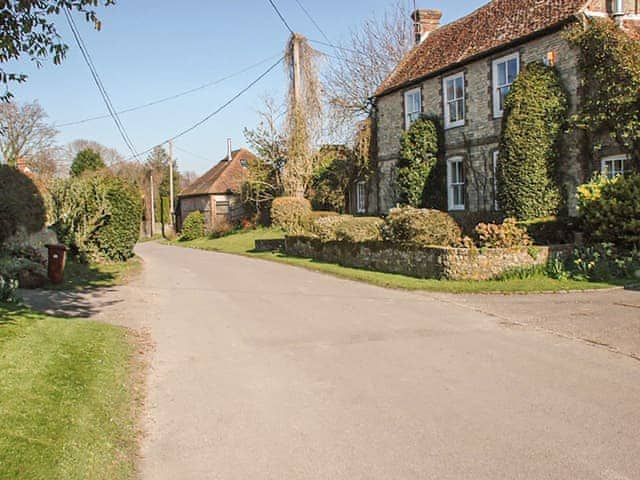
top-left (375, 0), bottom-right (592, 96)
top-left (179, 148), bottom-right (256, 197)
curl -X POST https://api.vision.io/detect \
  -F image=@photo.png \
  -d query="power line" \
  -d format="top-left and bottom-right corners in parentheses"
top-left (131, 56), bottom-right (284, 160)
top-left (309, 39), bottom-right (362, 55)
top-left (293, 0), bottom-right (331, 45)
top-left (55, 53), bottom-right (282, 128)
top-left (63, 8), bottom-right (138, 157)
top-left (266, 0), bottom-right (294, 35)
top-left (173, 145), bottom-right (211, 162)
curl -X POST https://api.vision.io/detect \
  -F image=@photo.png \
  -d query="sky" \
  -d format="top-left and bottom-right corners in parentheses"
top-left (10, 0), bottom-right (486, 175)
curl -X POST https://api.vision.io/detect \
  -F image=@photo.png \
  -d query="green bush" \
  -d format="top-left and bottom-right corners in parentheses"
top-left (49, 175), bottom-right (142, 262)
top-left (497, 62), bottom-right (567, 220)
top-left (577, 174), bottom-right (640, 249)
top-left (518, 216), bottom-right (576, 245)
top-left (475, 218), bottom-right (533, 248)
top-left (569, 243), bottom-right (639, 282)
top-left (92, 178), bottom-right (142, 261)
top-left (70, 148), bottom-right (105, 177)
top-left (181, 211), bottom-right (205, 241)
top-left (270, 197), bottom-right (312, 234)
top-left (397, 116), bottom-right (443, 207)
top-left (381, 206), bottom-right (461, 247)
top-left (0, 274), bottom-right (18, 302)
top-left (311, 215), bottom-right (383, 243)
top-left (0, 165), bottom-right (47, 245)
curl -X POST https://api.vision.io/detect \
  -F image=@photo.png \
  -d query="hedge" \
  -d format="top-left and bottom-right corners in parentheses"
top-left (0, 165), bottom-right (47, 245)
top-left (497, 62), bottom-right (568, 220)
top-left (181, 211), bottom-right (205, 241)
top-left (311, 215), bottom-right (382, 242)
top-left (270, 197), bottom-right (312, 233)
top-left (381, 206), bottom-right (461, 247)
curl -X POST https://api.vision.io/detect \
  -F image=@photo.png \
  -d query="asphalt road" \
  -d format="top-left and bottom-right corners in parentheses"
top-left (127, 242), bottom-right (639, 480)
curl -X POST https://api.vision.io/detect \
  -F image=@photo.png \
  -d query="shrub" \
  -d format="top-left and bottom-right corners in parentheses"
top-left (381, 207), bottom-right (461, 247)
top-left (397, 116), bottom-right (443, 207)
top-left (91, 177), bottom-right (142, 261)
top-left (181, 211), bottom-right (205, 241)
top-left (49, 175), bottom-right (142, 262)
top-left (518, 216), bottom-right (576, 245)
top-left (475, 218), bottom-right (532, 248)
top-left (577, 174), bottom-right (640, 250)
top-left (335, 217), bottom-right (383, 242)
top-left (270, 197), bottom-right (312, 234)
top-left (0, 274), bottom-right (18, 303)
top-left (209, 219), bottom-right (234, 239)
top-left (70, 148), bottom-right (105, 177)
top-left (311, 215), bottom-right (352, 241)
top-left (0, 256), bottom-right (47, 289)
top-left (497, 62), bottom-right (567, 220)
top-left (0, 165), bottom-right (47, 245)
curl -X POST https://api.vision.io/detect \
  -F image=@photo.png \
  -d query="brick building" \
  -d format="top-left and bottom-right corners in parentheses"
top-left (370, 0), bottom-right (639, 216)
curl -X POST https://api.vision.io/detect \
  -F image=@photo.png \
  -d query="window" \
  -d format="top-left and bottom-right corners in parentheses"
top-left (492, 53), bottom-right (520, 118)
top-left (404, 88), bottom-right (422, 128)
top-left (443, 72), bottom-right (465, 129)
top-left (447, 157), bottom-right (465, 211)
top-left (601, 155), bottom-right (628, 178)
top-left (356, 181), bottom-right (366, 214)
top-left (492, 151), bottom-right (500, 211)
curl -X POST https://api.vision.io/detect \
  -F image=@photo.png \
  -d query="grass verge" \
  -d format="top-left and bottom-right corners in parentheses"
top-left (46, 256), bottom-right (143, 291)
top-left (0, 303), bottom-right (144, 480)
top-left (168, 228), bottom-right (624, 294)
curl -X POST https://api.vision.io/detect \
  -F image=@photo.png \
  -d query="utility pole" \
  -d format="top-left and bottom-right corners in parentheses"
top-left (292, 34), bottom-right (302, 105)
top-left (169, 140), bottom-right (175, 226)
top-left (150, 173), bottom-right (156, 237)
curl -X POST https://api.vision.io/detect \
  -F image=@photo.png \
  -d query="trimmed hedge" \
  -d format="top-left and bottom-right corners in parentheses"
top-left (475, 218), bottom-right (532, 248)
top-left (311, 215), bottom-right (382, 242)
top-left (518, 216), bottom-right (576, 245)
top-left (577, 173), bottom-right (640, 249)
top-left (181, 211), bottom-right (205, 241)
top-left (381, 206), bottom-right (461, 247)
top-left (497, 62), bottom-right (568, 220)
top-left (270, 197), bottom-right (312, 233)
top-left (0, 165), bottom-right (47, 245)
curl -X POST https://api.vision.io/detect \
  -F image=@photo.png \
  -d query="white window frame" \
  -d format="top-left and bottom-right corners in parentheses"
top-left (443, 72), bottom-right (465, 129)
top-left (601, 154), bottom-right (628, 179)
top-left (447, 157), bottom-right (465, 211)
top-left (492, 52), bottom-right (520, 118)
top-left (356, 181), bottom-right (366, 214)
top-left (492, 150), bottom-right (500, 211)
top-left (404, 87), bottom-right (422, 129)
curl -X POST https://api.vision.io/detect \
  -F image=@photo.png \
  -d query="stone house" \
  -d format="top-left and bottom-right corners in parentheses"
top-left (178, 146), bottom-right (255, 231)
top-left (370, 0), bottom-right (640, 217)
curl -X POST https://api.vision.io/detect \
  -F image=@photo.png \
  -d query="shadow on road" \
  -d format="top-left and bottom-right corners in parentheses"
top-left (17, 287), bottom-right (123, 319)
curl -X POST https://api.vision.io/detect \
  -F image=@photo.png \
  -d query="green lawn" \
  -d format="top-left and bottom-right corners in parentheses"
top-left (170, 228), bottom-right (622, 294)
top-left (0, 303), bottom-right (143, 480)
top-left (46, 256), bottom-right (143, 291)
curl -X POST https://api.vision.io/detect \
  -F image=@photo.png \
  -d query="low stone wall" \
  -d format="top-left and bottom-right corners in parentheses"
top-left (254, 238), bottom-right (285, 252)
top-left (285, 236), bottom-right (571, 281)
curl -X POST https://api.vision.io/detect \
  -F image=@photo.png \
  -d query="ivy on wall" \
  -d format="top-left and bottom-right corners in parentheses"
top-left (397, 115), bottom-right (444, 208)
top-left (497, 62), bottom-right (568, 220)
top-left (567, 18), bottom-right (640, 171)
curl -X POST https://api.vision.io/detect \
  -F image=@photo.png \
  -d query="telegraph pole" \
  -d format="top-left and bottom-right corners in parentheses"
top-left (169, 140), bottom-right (175, 226)
top-left (150, 173), bottom-right (156, 237)
top-left (292, 34), bottom-right (301, 105)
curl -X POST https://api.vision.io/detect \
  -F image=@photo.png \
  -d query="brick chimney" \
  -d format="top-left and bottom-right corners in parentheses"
top-left (411, 9), bottom-right (442, 45)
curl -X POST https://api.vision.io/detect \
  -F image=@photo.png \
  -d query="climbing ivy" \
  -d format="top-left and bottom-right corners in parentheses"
top-left (567, 18), bottom-right (640, 170)
top-left (497, 62), bottom-right (568, 220)
top-left (397, 115), bottom-right (443, 208)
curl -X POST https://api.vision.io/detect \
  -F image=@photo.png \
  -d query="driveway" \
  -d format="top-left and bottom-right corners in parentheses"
top-left (59, 243), bottom-right (640, 479)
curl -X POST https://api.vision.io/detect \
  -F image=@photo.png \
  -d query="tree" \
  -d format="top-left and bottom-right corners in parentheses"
top-left (322, 1), bottom-right (413, 140)
top-left (282, 33), bottom-right (322, 198)
top-left (70, 148), bottom-right (105, 177)
top-left (0, 0), bottom-right (113, 101)
top-left (0, 101), bottom-right (58, 166)
top-left (67, 139), bottom-right (123, 167)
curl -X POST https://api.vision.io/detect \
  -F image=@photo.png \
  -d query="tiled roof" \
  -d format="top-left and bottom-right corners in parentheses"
top-left (375, 0), bottom-right (591, 96)
top-left (179, 148), bottom-right (256, 196)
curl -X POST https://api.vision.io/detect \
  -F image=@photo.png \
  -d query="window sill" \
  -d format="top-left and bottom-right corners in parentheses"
top-left (448, 206), bottom-right (465, 212)
top-left (444, 121), bottom-right (465, 130)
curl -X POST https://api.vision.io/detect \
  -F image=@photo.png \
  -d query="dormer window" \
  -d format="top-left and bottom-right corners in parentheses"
top-left (404, 88), bottom-right (422, 129)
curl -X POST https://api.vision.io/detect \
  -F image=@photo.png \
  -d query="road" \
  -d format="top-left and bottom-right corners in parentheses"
top-left (122, 243), bottom-right (640, 479)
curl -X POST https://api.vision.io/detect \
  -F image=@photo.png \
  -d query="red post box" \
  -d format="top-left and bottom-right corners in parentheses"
top-left (45, 244), bottom-right (68, 284)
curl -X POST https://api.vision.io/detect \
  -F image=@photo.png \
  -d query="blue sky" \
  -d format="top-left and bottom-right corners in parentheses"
top-left (11, 0), bottom-right (485, 174)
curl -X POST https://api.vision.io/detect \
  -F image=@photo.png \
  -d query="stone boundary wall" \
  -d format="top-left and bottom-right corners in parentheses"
top-left (285, 236), bottom-right (572, 281)
top-left (254, 238), bottom-right (285, 252)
